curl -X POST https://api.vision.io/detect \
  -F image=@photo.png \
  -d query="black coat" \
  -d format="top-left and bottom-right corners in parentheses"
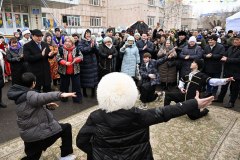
top-left (23, 40), bottom-right (52, 86)
top-left (79, 39), bottom-right (98, 88)
top-left (76, 99), bottom-right (199, 160)
top-left (136, 40), bottom-right (154, 63)
top-left (6, 47), bottom-right (26, 85)
top-left (203, 43), bottom-right (225, 73)
top-left (223, 46), bottom-right (240, 79)
top-left (98, 44), bottom-right (118, 73)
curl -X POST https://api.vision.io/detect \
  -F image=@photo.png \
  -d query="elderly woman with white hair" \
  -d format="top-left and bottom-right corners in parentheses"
top-left (57, 36), bottom-right (83, 103)
top-left (98, 36), bottom-right (118, 79)
top-left (76, 72), bottom-right (214, 160)
top-left (120, 36), bottom-right (140, 78)
top-left (134, 32), bottom-right (141, 42)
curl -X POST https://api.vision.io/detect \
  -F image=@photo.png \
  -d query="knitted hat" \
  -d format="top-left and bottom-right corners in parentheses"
top-left (188, 36), bottom-right (197, 43)
top-left (103, 36), bottom-right (112, 43)
top-left (22, 30), bottom-right (31, 36)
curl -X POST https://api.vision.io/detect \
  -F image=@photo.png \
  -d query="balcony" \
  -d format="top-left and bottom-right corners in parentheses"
top-left (3, 0), bottom-right (80, 9)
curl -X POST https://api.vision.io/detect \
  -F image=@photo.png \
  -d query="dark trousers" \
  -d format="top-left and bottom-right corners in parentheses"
top-left (164, 92), bottom-right (207, 120)
top-left (206, 72), bottom-right (221, 94)
top-left (140, 82), bottom-right (157, 103)
top-left (218, 79), bottom-right (240, 104)
top-left (22, 123), bottom-right (73, 160)
top-left (0, 88), bottom-right (3, 103)
top-left (60, 74), bottom-right (82, 102)
top-left (34, 83), bottom-right (51, 93)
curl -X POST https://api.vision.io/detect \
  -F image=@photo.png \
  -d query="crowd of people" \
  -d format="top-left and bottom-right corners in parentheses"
top-left (0, 25), bottom-right (240, 159)
top-left (0, 26), bottom-right (239, 109)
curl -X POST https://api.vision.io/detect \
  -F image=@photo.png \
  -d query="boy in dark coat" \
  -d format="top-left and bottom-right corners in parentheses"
top-left (139, 52), bottom-right (174, 109)
top-left (76, 72), bottom-right (214, 160)
top-left (7, 72), bottom-right (76, 160)
top-left (164, 59), bottom-right (234, 120)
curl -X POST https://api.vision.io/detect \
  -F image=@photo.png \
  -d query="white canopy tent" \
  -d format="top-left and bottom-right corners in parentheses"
top-left (226, 11), bottom-right (240, 32)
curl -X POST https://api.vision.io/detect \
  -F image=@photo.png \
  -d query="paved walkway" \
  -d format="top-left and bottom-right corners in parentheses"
top-left (0, 100), bottom-right (239, 160)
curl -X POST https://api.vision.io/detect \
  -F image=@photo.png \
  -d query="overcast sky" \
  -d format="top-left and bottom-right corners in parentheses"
top-left (189, 0), bottom-right (240, 15)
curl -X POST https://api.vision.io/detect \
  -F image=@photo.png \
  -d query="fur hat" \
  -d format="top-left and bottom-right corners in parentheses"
top-left (188, 36), bottom-right (196, 43)
top-left (97, 72), bottom-right (138, 113)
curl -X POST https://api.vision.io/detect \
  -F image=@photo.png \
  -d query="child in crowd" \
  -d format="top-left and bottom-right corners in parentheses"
top-left (139, 52), bottom-right (174, 109)
top-left (7, 72), bottom-right (76, 160)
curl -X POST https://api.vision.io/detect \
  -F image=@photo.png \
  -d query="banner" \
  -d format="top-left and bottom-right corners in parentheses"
top-left (0, 13), bottom-right (3, 28)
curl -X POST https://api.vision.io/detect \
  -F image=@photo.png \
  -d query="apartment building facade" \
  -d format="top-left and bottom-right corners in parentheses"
top-left (41, 0), bottom-right (107, 34)
top-left (0, 0), bottom-right (79, 35)
top-left (181, 5), bottom-right (198, 30)
top-left (107, 0), bottom-right (183, 30)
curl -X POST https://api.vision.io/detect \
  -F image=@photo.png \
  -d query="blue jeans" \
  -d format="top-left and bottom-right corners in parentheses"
top-left (206, 72), bottom-right (221, 95)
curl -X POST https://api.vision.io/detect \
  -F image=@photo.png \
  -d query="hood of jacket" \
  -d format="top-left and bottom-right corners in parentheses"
top-left (7, 85), bottom-right (31, 104)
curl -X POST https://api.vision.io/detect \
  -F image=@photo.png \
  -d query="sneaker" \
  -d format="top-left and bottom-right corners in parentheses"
top-left (59, 154), bottom-right (76, 160)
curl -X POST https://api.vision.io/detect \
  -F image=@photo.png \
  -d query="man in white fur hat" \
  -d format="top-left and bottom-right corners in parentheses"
top-left (76, 72), bottom-right (214, 160)
top-left (19, 30), bottom-right (31, 46)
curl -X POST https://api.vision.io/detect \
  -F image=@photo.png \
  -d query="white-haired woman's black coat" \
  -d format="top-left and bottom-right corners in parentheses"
top-left (98, 43), bottom-right (118, 79)
top-left (76, 99), bottom-right (199, 160)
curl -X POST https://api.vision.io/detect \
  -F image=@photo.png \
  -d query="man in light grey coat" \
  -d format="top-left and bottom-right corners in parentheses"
top-left (7, 72), bottom-right (76, 160)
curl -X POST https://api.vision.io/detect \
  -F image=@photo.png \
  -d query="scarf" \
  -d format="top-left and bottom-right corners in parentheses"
top-left (10, 43), bottom-right (21, 54)
top-left (63, 45), bottom-right (75, 52)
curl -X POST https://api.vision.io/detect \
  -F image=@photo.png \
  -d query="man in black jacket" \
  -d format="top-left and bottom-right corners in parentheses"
top-left (23, 29), bottom-right (54, 92)
top-left (203, 35), bottom-right (225, 98)
top-left (214, 35), bottom-right (240, 108)
top-left (76, 72), bottom-right (214, 160)
top-left (164, 59), bottom-right (234, 120)
top-left (136, 33), bottom-right (154, 64)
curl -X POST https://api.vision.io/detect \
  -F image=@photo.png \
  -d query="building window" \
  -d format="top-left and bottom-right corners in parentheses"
top-left (147, 17), bottom-right (155, 27)
top-left (159, 18), bottom-right (164, 28)
top-left (42, 13), bottom-right (47, 28)
top-left (13, 5), bottom-right (21, 12)
top-left (65, 15), bottom-right (80, 27)
top-left (89, 0), bottom-right (100, 6)
top-left (90, 17), bottom-right (101, 27)
top-left (148, 0), bottom-right (155, 6)
top-left (159, 0), bottom-right (165, 7)
top-left (21, 6), bottom-right (28, 13)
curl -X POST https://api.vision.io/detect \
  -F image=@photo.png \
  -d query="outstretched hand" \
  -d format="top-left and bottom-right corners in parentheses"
top-left (195, 91), bottom-right (214, 109)
top-left (226, 77), bottom-right (235, 82)
top-left (61, 92), bottom-right (77, 98)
